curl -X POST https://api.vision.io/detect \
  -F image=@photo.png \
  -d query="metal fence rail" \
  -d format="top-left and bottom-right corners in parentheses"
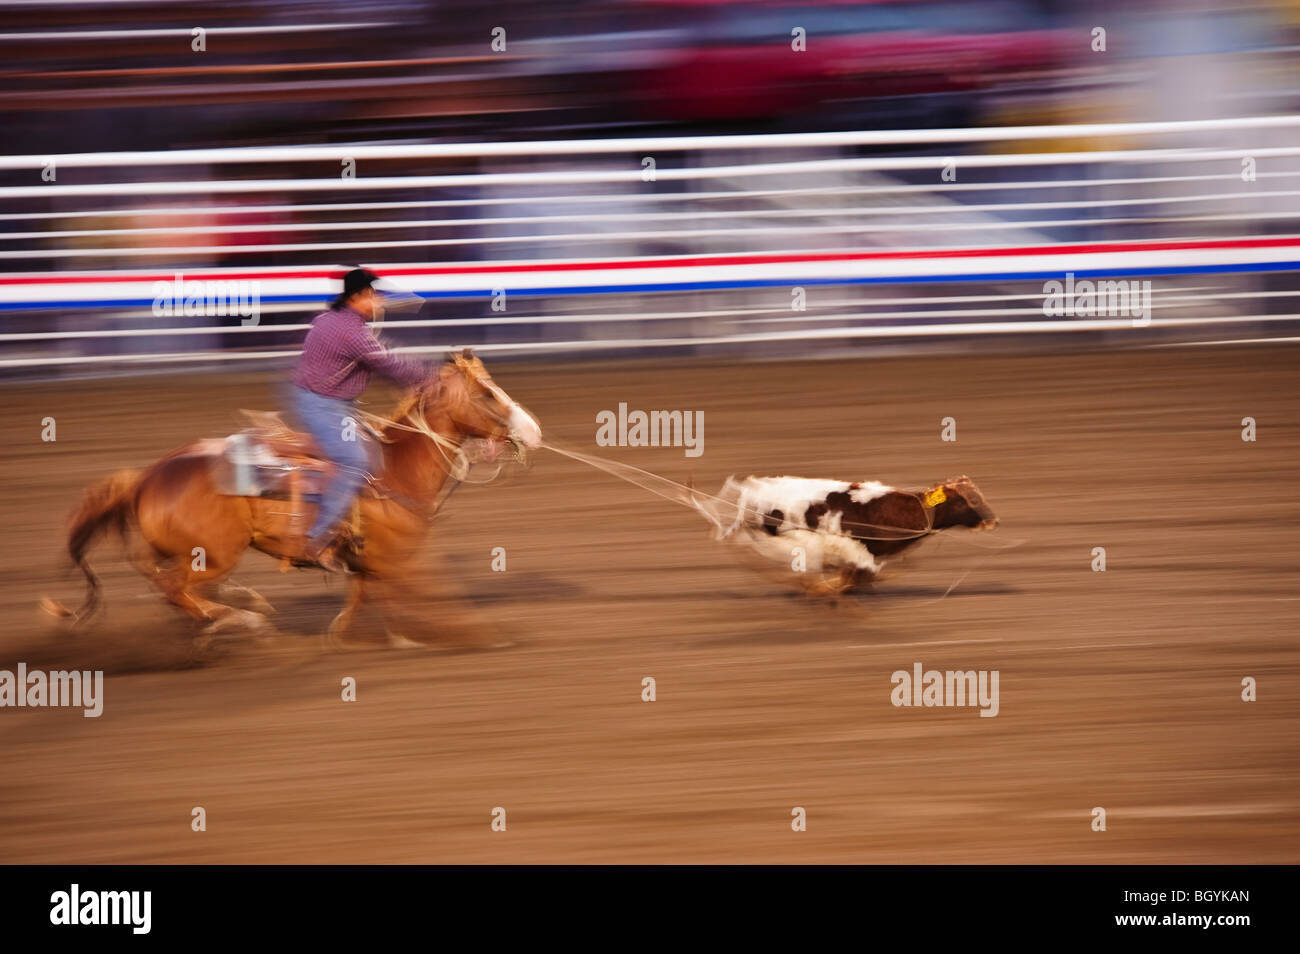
top-left (2, 115), bottom-right (1298, 371)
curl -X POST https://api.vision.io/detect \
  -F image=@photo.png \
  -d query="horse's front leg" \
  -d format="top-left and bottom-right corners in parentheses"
top-left (368, 570), bottom-right (434, 648)
top-left (325, 575), bottom-right (367, 648)
top-left (371, 566), bottom-right (505, 649)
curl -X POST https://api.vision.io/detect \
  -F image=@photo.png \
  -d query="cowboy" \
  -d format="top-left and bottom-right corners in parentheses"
top-left (290, 267), bottom-right (432, 570)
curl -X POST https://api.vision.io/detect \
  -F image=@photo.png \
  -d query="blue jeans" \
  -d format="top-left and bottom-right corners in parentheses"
top-left (292, 387), bottom-right (369, 543)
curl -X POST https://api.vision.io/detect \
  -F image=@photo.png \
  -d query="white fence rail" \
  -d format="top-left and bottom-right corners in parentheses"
top-left (2, 115), bottom-right (1298, 370)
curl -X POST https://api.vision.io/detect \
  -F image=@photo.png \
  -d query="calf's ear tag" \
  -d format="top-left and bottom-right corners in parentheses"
top-left (923, 487), bottom-right (947, 508)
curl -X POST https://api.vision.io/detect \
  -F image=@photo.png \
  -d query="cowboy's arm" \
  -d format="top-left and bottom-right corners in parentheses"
top-left (354, 327), bottom-right (431, 390)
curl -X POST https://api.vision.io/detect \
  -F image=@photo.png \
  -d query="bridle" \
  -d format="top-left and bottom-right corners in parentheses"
top-left (354, 362), bottom-right (524, 514)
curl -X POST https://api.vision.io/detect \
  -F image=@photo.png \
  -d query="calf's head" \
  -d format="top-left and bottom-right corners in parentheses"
top-left (929, 475), bottom-right (998, 531)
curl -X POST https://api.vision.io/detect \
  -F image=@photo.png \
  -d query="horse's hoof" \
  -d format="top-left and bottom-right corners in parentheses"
top-left (39, 597), bottom-right (73, 620)
top-left (190, 633), bottom-right (216, 660)
top-left (323, 630), bottom-right (351, 652)
top-left (386, 632), bottom-right (425, 650)
top-left (246, 595), bottom-right (276, 616)
top-left (219, 583), bottom-right (277, 616)
top-left (249, 630), bottom-right (281, 650)
top-left (202, 609), bottom-right (269, 636)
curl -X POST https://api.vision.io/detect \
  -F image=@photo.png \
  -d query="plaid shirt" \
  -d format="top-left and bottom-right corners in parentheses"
top-left (292, 306), bottom-right (428, 400)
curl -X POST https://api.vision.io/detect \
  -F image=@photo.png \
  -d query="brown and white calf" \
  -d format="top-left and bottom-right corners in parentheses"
top-left (693, 474), bottom-right (997, 595)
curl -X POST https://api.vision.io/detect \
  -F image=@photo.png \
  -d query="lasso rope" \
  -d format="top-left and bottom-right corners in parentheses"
top-left (540, 439), bottom-right (1024, 545)
top-left (542, 440), bottom-right (934, 539)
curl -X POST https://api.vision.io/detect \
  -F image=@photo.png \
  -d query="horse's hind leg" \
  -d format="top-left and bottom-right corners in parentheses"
top-left (129, 460), bottom-right (270, 639)
top-left (218, 579), bottom-right (276, 616)
top-left (150, 553), bottom-right (270, 636)
top-left (130, 541), bottom-right (278, 614)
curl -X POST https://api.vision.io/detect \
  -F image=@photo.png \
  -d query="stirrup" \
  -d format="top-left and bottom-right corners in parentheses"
top-left (290, 537), bottom-right (352, 573)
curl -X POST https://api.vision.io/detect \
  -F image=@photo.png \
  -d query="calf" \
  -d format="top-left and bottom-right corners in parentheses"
top-left (693, 474), bottom-right (996, 595)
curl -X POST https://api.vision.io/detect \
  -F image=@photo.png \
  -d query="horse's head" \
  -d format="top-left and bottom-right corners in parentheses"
top-left (431, 348), bottom-right (543, 454)
top-left (932, 475), bottom-right (998, 531)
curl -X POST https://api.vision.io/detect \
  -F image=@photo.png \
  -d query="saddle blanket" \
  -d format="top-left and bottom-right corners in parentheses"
top-left (212, 430), bottom-right (331, 499)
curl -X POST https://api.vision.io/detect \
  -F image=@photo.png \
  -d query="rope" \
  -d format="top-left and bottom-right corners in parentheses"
top-left (541, 440), bottom-right (938, 542)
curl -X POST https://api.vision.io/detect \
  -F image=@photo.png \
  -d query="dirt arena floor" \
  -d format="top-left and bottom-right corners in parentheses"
top-left (1, 345), bottom-right (1297, 863)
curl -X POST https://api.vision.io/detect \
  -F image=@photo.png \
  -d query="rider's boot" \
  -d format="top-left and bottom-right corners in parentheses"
top-left (292, 534), bottom-right (351, 573)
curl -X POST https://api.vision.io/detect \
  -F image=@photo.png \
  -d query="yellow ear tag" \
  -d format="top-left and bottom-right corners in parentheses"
top-left (923, 487), bottom-right (947, 508)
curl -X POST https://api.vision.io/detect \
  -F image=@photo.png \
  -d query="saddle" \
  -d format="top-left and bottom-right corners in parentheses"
top-left (214, 410), bottom-right (333, 500)
top-left (211, 411), bottom-right (381, 569)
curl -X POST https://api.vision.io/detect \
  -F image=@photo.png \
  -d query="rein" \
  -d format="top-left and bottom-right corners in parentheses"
top-left (355, 403), bottom-right (498, 486)
top-left (353, 377), bottom-right (523, 516)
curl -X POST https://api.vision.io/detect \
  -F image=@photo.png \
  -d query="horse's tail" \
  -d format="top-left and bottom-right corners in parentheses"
top-left (40, 468), bottom-right (140, 624)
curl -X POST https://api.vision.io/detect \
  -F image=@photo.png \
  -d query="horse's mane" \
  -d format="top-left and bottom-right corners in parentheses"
top-left (382, 362), bottom-right (473, 435)
top-left (376, 350), bottom-right (497, 443)
top-left (386, 388), bottom-right (425, 427)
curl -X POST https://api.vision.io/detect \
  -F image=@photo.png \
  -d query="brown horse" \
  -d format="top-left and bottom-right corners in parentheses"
top-left (43, 350), bottom-right (542, 645)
